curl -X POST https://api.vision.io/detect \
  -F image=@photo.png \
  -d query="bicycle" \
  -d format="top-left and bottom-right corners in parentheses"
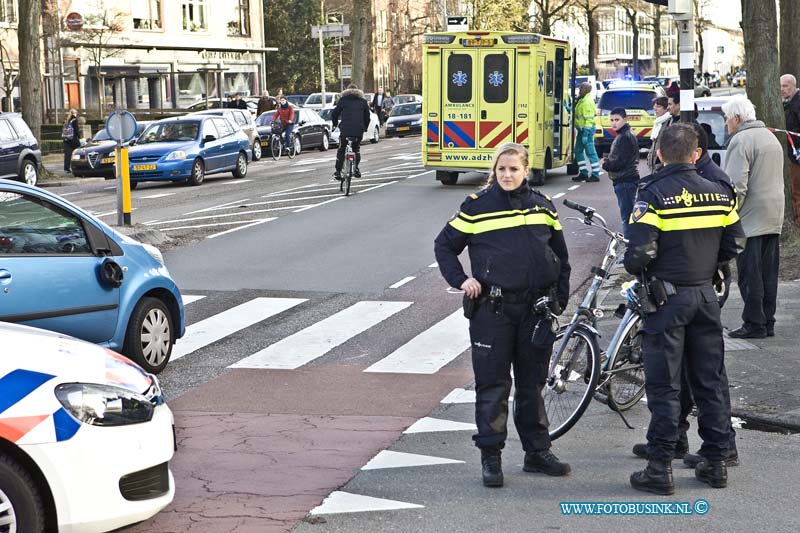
top-left (269, 122), bottom-right (297, 161)
top-left (541, 199), bottom-right (648, 440)
top-left (340, 136), bottom-right (359, 196)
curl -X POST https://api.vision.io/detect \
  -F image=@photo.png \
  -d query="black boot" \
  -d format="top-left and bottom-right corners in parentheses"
top-left (354, 167), bottom-right (362, 178)
top-left (684, 449), bottom-right (739, 468)
top-left (481, 448), bottom-right (503, 487)
top-left (630, 460), bottom-right (674, 495)
top-left (695, 460), bottom-right (727, 488)
top-left (632, 437), bottom-right (688, 459)
top-left (523, 449), bottom-right (571, 476)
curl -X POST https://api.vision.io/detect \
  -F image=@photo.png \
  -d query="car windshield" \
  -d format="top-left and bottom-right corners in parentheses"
top-left (394, 95), bottom-right (418, 104)
top-left (598, 91), bottom-right (655, 111)
top-left (92, 129), bottom-right (111, 141)
top-left (138, 121), bottom-right (200, 143)
top-left (391, 103), bottom-right (421, 116)
top-left (256, 111), bottom-right (276, 126)
top-left (317, 108), bottom-right (333, 121)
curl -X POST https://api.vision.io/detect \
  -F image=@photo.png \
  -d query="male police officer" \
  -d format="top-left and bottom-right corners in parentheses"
top-left (624, 124), bottom-right (744, 495)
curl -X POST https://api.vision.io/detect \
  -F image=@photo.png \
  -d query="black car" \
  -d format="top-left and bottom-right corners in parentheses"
top-left (70, 122), bottom-right (151, 178)
top-left (384, 102), bottom-right (423, 138)
top-left (0, 113), bottom-right (41, 186)
top-left (255, 108), bottom-right (331, 154)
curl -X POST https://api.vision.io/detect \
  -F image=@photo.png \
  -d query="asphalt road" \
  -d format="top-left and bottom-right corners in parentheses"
top-left (43, 134), bottom-right (798, 531)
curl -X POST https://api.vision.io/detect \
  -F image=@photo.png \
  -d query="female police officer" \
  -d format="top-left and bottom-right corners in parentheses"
top-left (434, 143), bottom-right (572, 487)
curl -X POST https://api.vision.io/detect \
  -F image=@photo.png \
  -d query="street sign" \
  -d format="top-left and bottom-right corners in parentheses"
top-left (339, 65), bottom-right (352, 78)
top-left (447, 16), bottom-right (468, 32)
top-left (311, 24), bottom-right (350, 39)
top-left (65, 12), bottom-right (83, 31)
top-left (105, 110), bottom-right (137, 143)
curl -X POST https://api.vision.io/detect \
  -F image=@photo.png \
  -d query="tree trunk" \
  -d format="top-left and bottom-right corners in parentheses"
top-left (351, 0), bottom-right (371, 89)
top-left (741, 0), bottom-right (793, 229)
top-left (697, 30), bottom-right (705, 73)
top-left (780, 0), bottom-right (800, 78)
top-left (17, 0), bottom-right (42, 141)
top-left (653, 7), bottom-right (662, 75)
top-left (587, 6), bottom-right (598, 76)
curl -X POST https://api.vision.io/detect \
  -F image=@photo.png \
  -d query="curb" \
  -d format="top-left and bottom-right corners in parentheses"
top-left (731, 409), bottom-right (800, 433)
top-left (39, 177), bottom-right (105, 188)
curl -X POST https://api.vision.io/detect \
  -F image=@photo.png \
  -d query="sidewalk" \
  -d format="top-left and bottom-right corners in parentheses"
top-left (596, 270), bottom-right (800, 432)
top-left (39, 152), bottom-right (106, 187)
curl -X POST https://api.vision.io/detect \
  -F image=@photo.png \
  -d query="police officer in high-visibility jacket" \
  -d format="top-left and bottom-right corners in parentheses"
top-left (434, 143), bottom-right (571, 488)
top-left (624, 124), bottom-right (745, 495)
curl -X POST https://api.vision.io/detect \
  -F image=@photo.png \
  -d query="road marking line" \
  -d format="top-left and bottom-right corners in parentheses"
top-left (230, 301), bottom-right (412, 369)
top-left (361, 450), bottom-right (464, 470)
top-left (181, 295), bottom-right (206, 305)
top-left (389, 276), bottom-right (415, 289)
top-left (358, 180), bottom-right (397, 193)
top-left (94, 208), bottom-right (138, 217)
top-left (568, 184), bottom-right (581, 191)
top-left (60, 192), bottom-right (81, 197)
top-left (186, 198), bottom-right (251, 215)
top-left (292, 197), bottom-right (345, 212)
top-left (440, 388), bottom-right (476, 403)
top-left (104, 186), bottom-right (116, 190)
top-left (310, 492), bottom-right (423, 515)
top-left (159, 218), bottom-right (278, 232)
top-left (197, 194), bottom-right (342, 211)
top-left (294, 158), bottom-right (329, 165)
top-left (406, 170), bottom-right (434, 179)
top-left (403, 417), bottom-right (477, 433)
top-left (146, 205), bottom-right (304, 225)
top-left (364, 310), bottom-right (469, 374)
top-left (220, 179), bottom-right (252, 185)
top-left (263, 176), bottom-right (398, 197)
top-left (207, 217), bottom-right (275, 239)
top-left (171, 297), bottom-right (307, 361)
top-left (552, 192), bottom-right (565, 199)
top-left (140, 192), bottom-right (176, 199)
top-left (289, 168), bottom-right (316, 174)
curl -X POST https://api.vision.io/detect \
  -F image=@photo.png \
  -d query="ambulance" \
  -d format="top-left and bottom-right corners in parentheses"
top-left (422, 31), bottom-right (574, 185)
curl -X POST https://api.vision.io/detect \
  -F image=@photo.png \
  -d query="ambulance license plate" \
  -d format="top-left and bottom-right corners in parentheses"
top-left (463, 38), bottom-right (496, 47)
top-left (134, 164), bottom-right (156, 171)
top-left (397, 126), bottom-right (410, 131)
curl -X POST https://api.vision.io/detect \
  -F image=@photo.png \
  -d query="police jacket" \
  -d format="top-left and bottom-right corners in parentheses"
top-left (434, 181), bottom-right (571, 309)
top-left (332, 88), bottom-right (370, 138)
top-left (602, 123), bottom-right (640, 183)
top-left (695, 152), bottom-right (732, 186)
top-left (623, 163), bottom-right (744, 285)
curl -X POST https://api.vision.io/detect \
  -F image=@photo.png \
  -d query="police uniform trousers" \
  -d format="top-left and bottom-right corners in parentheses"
top-left (642, 284), bottom-right (731, 462)
top-left (678, 359), bottom-right (737, 453)
top-left (468, 301), bottom-right (551, 452)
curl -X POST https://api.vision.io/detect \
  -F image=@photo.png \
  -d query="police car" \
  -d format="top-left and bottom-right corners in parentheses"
top-left (594, 81), bottom-right (665, 155)
top-left (0, 322), bottom-right (175, 532)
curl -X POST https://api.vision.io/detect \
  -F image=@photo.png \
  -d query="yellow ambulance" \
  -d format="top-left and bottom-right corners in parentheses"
top-left (422, 31), bottom-right (574, 185)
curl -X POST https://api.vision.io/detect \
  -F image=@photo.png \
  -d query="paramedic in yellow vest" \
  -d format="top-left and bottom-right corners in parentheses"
top-left (572, 83), bottom-right (601, 182)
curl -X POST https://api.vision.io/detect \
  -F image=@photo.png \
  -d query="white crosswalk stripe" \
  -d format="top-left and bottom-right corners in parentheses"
top-left (363, 310), bottom-right (470, 374)
top-left (171, 297), bottom-right (307, 361)
top-left (230, 301), bottom-right (413, 369)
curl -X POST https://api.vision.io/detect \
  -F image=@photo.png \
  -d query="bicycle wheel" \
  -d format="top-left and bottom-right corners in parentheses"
top-left (543, 323), bottom-right (601, 440)
top-left (270, 135), bottom-right (282, 161)
top-left (605, 314), bottom-right (646, 411)
top-left (344, 157), bottom-right (353, 196)
top-left (287, 135), bottom-right (298, 159)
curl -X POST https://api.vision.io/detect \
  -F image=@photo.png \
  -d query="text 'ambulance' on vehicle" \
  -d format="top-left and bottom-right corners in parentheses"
top-left (422, 31), bottom-right (574, 186)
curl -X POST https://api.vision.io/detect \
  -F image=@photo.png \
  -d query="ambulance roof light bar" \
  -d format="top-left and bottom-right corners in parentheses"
top-left (424, 35), bottom-right (456, 45)
top-left (501, 34), bottom-right (540, 45)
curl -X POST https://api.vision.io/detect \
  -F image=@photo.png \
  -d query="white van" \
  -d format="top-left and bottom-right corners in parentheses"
top-left (303, 92), bottom-right (340, 110)
top-left (575, 75), bottom-right (605, 102)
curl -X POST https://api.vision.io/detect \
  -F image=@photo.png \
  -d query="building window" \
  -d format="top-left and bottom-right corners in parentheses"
top-left (182, 0), bottom-right (207, 32)
top-left (0, 0), bottom-right (17, 24)
top-left (228, 0), bottom-right (250, 36)
top-left (132, 0), bottom-right (161, 30)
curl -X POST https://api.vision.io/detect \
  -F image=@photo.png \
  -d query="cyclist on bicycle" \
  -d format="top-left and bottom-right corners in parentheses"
top-left (331, 83), bottom-right (370, 180)
top-left (273, 96), bottom-right (295, 154)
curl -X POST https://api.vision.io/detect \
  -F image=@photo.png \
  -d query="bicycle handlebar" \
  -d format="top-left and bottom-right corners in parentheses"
top-left (562, 199), bottom-right (594, 217)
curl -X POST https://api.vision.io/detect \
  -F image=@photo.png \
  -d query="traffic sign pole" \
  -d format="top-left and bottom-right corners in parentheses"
top-left (105, 110), bottom-right (137, 226)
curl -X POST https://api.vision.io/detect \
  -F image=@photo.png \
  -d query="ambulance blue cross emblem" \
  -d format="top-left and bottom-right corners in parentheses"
top-left (453, 70), bottom-right (468, 87)
top-left (538, 67), bottom-right (544, 91)
top-left (488, 70), bottom-right (504, 87)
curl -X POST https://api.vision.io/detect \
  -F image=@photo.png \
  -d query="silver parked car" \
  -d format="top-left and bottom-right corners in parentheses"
top-left (190, 108), bottom-right (263, 161)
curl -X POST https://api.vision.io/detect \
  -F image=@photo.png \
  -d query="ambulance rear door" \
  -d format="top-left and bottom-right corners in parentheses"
top-left (476, 49), bottom-right (514, 150)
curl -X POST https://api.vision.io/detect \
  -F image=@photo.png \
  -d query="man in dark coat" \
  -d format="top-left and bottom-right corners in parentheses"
top-left (371, 87), bottom-right (386, 125)
top-left (781, 74), bottom-right (800, 224)
top-left (332, 84), bottom-right (370, 180)
top-left (257, 91), bottom-right (275, 116)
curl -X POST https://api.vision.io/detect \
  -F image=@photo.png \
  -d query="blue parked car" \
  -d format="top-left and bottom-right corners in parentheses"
top-left (127, 116), bottom-right (250, 188)
top-left (384, 102), bottom-right (423, 138)
top-left (0, 179), bottom-right (185, 373)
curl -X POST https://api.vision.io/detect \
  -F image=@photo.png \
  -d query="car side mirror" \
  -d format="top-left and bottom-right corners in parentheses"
top-left (203, 134), bottom-right (216, 143)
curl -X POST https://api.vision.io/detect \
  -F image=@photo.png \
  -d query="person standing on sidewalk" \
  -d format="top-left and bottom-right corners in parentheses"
top-left (61, 109), bottom-right (80, 173)
top-left (624, 124), bottom-right (744, 495)
top-left (601, 108), bottom-right (640, 238)
top-left (381, 90), bottom-right (395, 122)
top-left (780, 74), bottom-right (800, 225)
top-left (723, 96), bottom-right (785, 339)
top-left (434, 143), bottom-right (572, 488)
top-left (572, 82), bottom-right (600, 182)
top-left (647, 97), bottom-right (671, 172)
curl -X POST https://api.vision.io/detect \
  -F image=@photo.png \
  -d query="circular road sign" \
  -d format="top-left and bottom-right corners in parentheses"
top-left (65, 12), bottom-right (84, 31)
top-left (105, 110), bottom-right (138, 143)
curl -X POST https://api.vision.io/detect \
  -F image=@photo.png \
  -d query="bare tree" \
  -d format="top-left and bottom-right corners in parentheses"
top-left (651, 3), bottom-right (663, 76)
top-left (17, 0), bottom-right (42, 140)
top-left (530, 0), bottom-right (575, 35)
top-left (466, 0), bottom-right (528, 30)
top-left (391, 1), bottom-right (438, 92)
top-left (351, 0), bottom-right (370, 89)
top-left (0, 29), bottom-right (18, 112)
top-left (620, 1), bottom-right (643, 80)
top-left (780, 0), bottom-right (800, 79)
top-left (574, 0), bottom-right (615, 76)
top-left (68, 2), bottom-right (126, 115)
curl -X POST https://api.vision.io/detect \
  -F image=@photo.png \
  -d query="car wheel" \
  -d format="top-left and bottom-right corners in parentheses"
top-left (319, 132), bottom-right (330, 151)
top-left (292, 135), bottom-right (302, 156)
top-left (252, 139), bottom-right (262, 161)
top-left (187, 158), bottom-right (205, 186)
top-left (371, 126), bottom-right (380, 143)
top-left (0, 455), bottom-right (46, 533)
top-left (232, 151), bottom-right (248, 179)
top-left (19, 159), bottom-right (38, 187)
top-left (124, 296), bottom-right (173, 374)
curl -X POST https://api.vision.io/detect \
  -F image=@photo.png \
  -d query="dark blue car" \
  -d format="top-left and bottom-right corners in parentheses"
top-left (385, 103), bottom-right (423, 138)
top-left (127, 116), bottom-right (250, 188)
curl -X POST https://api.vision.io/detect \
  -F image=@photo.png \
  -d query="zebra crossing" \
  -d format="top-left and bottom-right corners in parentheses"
top-left (174, 292), bottom-right (469, 375)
